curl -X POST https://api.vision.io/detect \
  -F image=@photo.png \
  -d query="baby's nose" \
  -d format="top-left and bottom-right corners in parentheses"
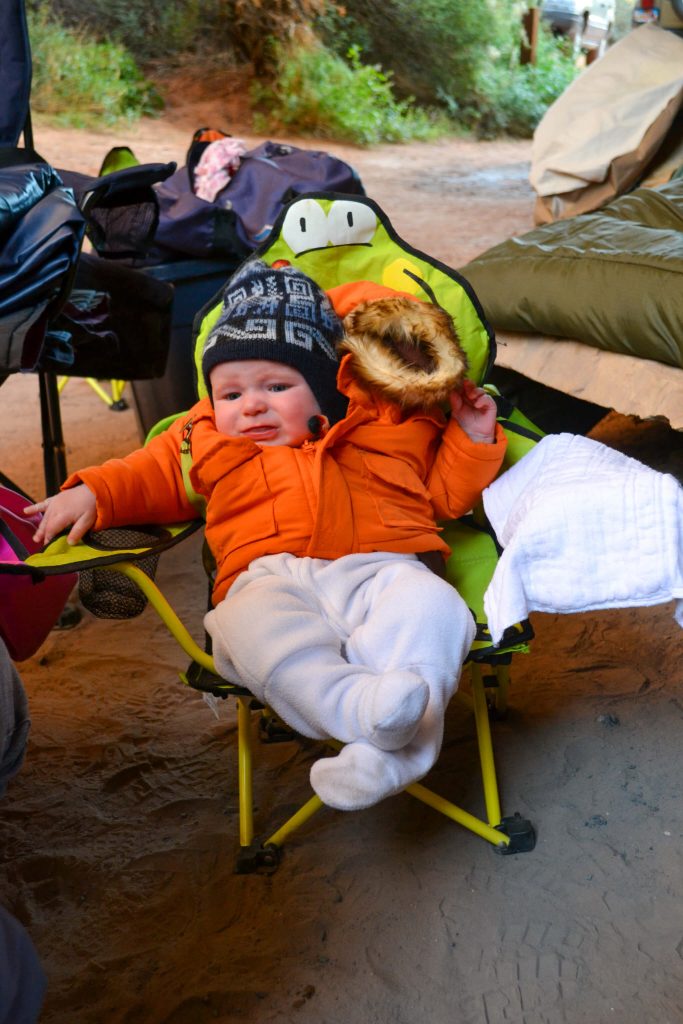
top-left (243, 390), bottom-right (268, 413)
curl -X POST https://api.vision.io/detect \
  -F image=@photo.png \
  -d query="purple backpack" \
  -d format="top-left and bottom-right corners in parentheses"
top-left (150, 136), bottom-right (365, 261)
top-left (0, 486), bottom-right (76, 661)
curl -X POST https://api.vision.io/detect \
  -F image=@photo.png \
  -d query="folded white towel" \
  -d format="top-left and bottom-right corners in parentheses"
top-left (482, 433), bottom-right (683, 645)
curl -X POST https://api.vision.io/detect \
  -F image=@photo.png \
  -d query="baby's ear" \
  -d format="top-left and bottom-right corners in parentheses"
top-left (307, 414), bottom-right (330, 438)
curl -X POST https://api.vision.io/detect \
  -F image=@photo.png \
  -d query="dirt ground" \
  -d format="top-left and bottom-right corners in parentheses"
top-left (2, 91), bottom-right (683, 1024)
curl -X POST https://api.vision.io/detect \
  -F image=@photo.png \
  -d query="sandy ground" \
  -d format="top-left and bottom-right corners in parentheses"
top-left (2, 90), bottom-right (683, 1024)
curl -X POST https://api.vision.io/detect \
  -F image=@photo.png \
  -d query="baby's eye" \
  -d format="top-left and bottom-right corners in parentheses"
top-left (268, 383), bottom-right (290, 393)
top-left (224, 391), bottom-right (241, 401)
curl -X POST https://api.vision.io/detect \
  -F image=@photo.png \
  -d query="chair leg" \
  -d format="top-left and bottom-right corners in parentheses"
top-left (406, 781), bottom-right (510, 849)
top-left (264, 795), bottom-right (325, 850)
top-left (233, 701), bottom-right (326, 873)
top-left (59, 375), bottom-right (129, 410)
top-left (110, 379), bottom-right (127, 406)
top-left (470, 662), bottom-right (503, 827)
top-left (236, 696), bottom-right (254, 848)
top-left (85, 377), bottom-right (128, 410)
top-left (39, 371), bottom-right (68, 492)
top-left (471, 662), bottom-right (536, 854)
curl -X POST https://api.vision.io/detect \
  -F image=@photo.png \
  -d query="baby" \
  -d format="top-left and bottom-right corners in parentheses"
top-left (26, 259), bottom-right (507, 810)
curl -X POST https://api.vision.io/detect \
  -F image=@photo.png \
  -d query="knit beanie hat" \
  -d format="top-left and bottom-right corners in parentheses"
top-left (202, 259), bottom-right (347, 424)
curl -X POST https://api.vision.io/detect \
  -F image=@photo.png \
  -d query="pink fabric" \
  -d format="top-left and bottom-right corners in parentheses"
top-left (0, 486), bottom-right (76, 661)
top-left (194, 138), bottom-right (247, 202)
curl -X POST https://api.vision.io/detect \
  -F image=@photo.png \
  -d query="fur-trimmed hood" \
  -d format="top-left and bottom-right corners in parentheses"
top-left (338, 293), bottom-right (468, 410)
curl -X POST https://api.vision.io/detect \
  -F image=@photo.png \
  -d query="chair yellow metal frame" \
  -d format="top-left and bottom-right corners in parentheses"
top-left (104, 561), bottom-right (535, 873)
top-left (58, 375), bottom-right (129, 411)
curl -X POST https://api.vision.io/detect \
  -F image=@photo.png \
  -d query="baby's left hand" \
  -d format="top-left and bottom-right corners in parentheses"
top-left (449, 380), bottom-right (497, 444)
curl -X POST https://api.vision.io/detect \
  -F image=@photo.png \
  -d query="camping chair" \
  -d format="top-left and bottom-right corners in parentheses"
top-left (17, 193), bottom-right (542, 871)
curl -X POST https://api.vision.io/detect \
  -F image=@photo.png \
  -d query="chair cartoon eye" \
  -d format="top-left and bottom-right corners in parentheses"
top-left (327, 199), bottom-right (377, 246)
top-left (282, 198), bottom-right (329, 254)
top-left (281, 198), bottom-right (378, 254)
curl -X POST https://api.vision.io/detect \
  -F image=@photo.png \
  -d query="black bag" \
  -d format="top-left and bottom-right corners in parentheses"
top-left (42, 253), bottom-right (173, 380)
top-left (0, 158), bottom-right (85, 373)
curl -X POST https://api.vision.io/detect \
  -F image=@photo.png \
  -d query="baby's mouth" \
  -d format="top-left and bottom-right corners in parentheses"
top-left (242, 425), bottom-right (278, 440)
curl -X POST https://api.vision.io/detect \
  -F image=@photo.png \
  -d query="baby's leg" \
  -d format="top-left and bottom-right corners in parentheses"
top-left (205, 556), bottom-right (428, 746)
top-left (310, 722), bottom-right (440, 811)
top-left (311, 620), bottom-right (468, 811)
top-left (310, 560), bottom-right (476, 809)
top-left (344, 557), bottom-right (475, 693)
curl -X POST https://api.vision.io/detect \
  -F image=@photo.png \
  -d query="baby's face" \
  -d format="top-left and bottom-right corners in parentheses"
top-left (210, 359), bottom-right (321, 447)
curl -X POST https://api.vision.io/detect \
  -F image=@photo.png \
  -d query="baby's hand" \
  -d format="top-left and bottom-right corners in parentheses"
top-left (23, 484), bottom-right (97, 547)
top-left (449, 380), bottom-right (497, 444)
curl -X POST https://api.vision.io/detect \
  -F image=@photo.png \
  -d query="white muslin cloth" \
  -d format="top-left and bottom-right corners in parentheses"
top-left (482, 433), bottom-right (683, 645)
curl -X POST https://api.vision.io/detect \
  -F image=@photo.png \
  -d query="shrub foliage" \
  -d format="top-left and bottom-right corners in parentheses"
top-left (29, 0), bottom-right (585, 139)
top-left (251, 41), bottom-right (446, 145)
top-left (314, 0), bottom-right (579, 137)
top-left (35, 0), bottom-right (327, 64)
top-left (28, 4), bottom-right (161, 126)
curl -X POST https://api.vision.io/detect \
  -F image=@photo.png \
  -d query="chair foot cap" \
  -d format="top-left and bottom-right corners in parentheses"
top-left (495, 813), bottom-right (536, 854)
top-left (234, 842), bottom-right (282, 875)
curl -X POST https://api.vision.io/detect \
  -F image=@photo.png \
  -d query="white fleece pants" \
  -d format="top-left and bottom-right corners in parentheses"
top-left (205, 551), bottom-right (475, 811)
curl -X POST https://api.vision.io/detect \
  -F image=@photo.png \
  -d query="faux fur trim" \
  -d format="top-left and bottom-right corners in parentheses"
top-left (339, 297), bottom-right (468, 409)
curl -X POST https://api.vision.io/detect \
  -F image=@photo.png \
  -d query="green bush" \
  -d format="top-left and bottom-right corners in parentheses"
top-left (316, 0), bottom-right (504, 109)
top-left (28, 0), bottom-right (580, 139)
top-left (39, 0), bottom-right (326, 65)
top-left (316, 0), bottom-right (579, 139)
top-left (252, 42), bottom-right (448, 145)
top-left (466, 27), bottom-right (580, 138)
top-left (28, 5), bottom-right (162, 126)
top-left (33, 0), bottom-right (213, 61)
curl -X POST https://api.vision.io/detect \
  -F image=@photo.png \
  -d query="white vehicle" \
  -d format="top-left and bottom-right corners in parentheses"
top-left (540, 0), bottom-right (615, 56)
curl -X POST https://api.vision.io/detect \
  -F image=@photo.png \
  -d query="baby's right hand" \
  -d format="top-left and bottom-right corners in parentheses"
top-left (23, 484), bottom-right (97, 547)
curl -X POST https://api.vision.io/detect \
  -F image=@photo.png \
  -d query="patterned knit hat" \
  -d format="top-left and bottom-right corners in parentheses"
top-left (202, 259), bottom-right (347, 423)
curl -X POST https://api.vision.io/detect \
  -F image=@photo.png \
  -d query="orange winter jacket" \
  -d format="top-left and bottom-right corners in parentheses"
top-left (64, 355), bottom-right (506, 605)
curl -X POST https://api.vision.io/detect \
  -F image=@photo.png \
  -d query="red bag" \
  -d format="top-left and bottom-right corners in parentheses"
top-left (0, 485), bottom-right (76, 661)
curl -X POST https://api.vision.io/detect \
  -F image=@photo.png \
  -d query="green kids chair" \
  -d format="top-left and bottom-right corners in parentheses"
top-left (16, 193), bottom-right (543, 872)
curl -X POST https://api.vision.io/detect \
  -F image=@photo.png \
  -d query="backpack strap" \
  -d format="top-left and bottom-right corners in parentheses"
top-left (179, 417), bottom-right (207, 516)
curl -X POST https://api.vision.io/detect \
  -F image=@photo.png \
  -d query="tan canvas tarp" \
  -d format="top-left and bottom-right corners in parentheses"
top-left (494, 332), bottom-right (683, 429)
top-left (531, 23), bottom-right (683, 224)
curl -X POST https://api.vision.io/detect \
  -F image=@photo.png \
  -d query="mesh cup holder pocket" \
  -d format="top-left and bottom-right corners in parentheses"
top-left (79, 528), bottom-right (161, 619)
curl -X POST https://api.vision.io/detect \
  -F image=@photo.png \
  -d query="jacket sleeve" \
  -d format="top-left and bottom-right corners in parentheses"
top-left (427, 419), bottom-right (507, 521)
top-left (61, 422), bottom-right (198, 529)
